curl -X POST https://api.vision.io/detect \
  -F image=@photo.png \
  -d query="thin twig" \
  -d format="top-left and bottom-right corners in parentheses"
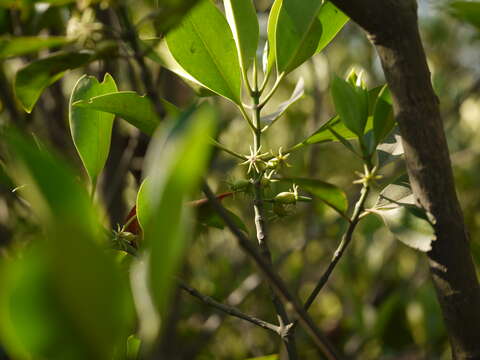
top-left (116, 5), bottom-right (165, 118)
top-left (178, 280), bottom-right (281, 335)
top-left (303, 185), bottom-right (370, 311)
top-left (201, 181), bottom-right (341, 360)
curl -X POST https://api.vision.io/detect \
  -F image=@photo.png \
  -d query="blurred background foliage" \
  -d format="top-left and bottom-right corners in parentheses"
top-left (0, 0), bottom-right (479, 359)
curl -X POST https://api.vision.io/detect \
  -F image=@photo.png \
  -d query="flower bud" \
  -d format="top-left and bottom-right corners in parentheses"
top-left (274, 191), bottom-right (296, 204)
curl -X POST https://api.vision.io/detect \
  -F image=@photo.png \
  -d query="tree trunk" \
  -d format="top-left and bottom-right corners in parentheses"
top-left (329, 1), bottom-right (480, 358)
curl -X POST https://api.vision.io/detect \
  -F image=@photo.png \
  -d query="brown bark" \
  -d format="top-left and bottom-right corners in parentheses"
top-left (329, 1), bottom-right (480, 358)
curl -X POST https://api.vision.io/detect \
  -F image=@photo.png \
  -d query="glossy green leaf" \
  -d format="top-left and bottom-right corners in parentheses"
top-left (69, 74), bottom-right (117, 187)
top-left (1, 130), bottom-right (132, 359)
top-left (281, 177), bottom-right (348, 215)
top-left (136, 103), bottom-right (216, 322)
top-left (14, 51), bottom-right (92, 113)
top-left (331, 75), bottom-right (368, 136)
top-left (265, 0), bottom-right (282, 75)
top-left (373, 85), bottom-right (395, 145)
top-left (147, 38), bottom-right (216, 97)
top-left (224, 0), bottom-right (259, 72)
top-left (449, 1), bottom-right (480, 29)
top-left (0, 36), bottom-right (71, 59)
top-left (315, 2), bottom-right (348, 53)
top-left (275, 0), bottom-right (323, 74)
top-left (73, 91), bottom-right (178, 136)
top-left (166, 0), bottom-right (241, 103)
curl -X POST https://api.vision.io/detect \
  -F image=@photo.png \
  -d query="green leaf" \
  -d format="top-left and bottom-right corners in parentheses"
top-left (261, 77), bottom-right (304, 129)
top-left (73, 91), bottom-right (177, 136)
top-left (265, 0), bottom-right (282, 75)
top-left (449, 1), bottom-right (480, 29)
top-left (315, 2), bottom-right (349, 53)
top-left (275, 0), bottom-right (323, 74)
top-left (136, 104), bottom-right (216, 335)
top-left (223, 0), bottom-right (259, 72)
top-left (1, 130), bottom-right (132, 359)
top-left (291, 86), bottom-right (383, 151)
top-left (372, 206), bottom-right (436, 252)
top-left (372, 175), bottom-right (436, 252)
top-left (0, 36), bottom-right (71, 59)
top-left (166, 0), bottom-right (241, 103)
top-left (373, 85), bottom-right (395, 145)
top-left (331, 75), bottom-right (368, 136)
top-left (69, 74), bottom-right (117, 187)
top-left (14, 51), bottom-right (92, 113)
top-left (281, 177), bottom-right (348, 216)
top-left (146, 38), bottom-right (216, 97)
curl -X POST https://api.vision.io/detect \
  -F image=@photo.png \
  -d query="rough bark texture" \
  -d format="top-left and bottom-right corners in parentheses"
top-left (329, 1), bottom-right (480, 358)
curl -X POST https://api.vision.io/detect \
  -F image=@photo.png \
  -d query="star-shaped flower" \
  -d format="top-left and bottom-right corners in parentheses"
top-left (240, 145), bottom-right (269, 174)
top-left (267, 147), bottom-right (291, 169)
top-left (353, 165), bottom-right (383, 187)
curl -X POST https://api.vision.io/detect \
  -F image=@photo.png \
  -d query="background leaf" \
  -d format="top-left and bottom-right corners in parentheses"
top-left (0, 36), bottom-right (71, 59)
top-left (373, 175), bottom-right (435, 252)
top-left (281, 177), bottom-right (348, 215)
top-left (166, 0), bottom-right (241, 103)
top-left (449, 1), bottom-right (480, 29)
top-left (1, 130), bottom-right (132, 359)
top-left (14, 51), bottom-right (92, 113)
top-left (261, 77), bottom-right (304, 128)
top-left (69, 74), bottom-right (117, 187)
top-left (372, 206), bottom-right (436, 252)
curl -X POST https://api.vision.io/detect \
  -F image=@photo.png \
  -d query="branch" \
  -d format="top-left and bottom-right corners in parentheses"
top-left (201, 181), bottom-right (341, 360)
top-left (328, 1), bottom-right (480, 358)
top-left (304, 185), bottom-right (369, 311)
top-left (178, 280), bottom-right (280, 335)
top-left (116, 4), bottom-right (165, 118)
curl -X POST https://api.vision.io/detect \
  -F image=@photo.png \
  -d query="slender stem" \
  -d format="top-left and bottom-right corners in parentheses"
top-left (250, 71), bottom-right (298, 359)
top-left (116, 4), bottom-right (165, 118)
top-left (259, 66), bottom-right (273, 95)
top-left (179, 280), bottom-right (281, 334)
top-left (258, 72), bottom-right (285, 109)
top-left (201, 181), bottom-right (340, 360)
top-left (210, 138), bottom-right (248, 160)
top-left (238, 103), bottom-right (256, 131)
top-left (303, 184), bottom-right (370, 311)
